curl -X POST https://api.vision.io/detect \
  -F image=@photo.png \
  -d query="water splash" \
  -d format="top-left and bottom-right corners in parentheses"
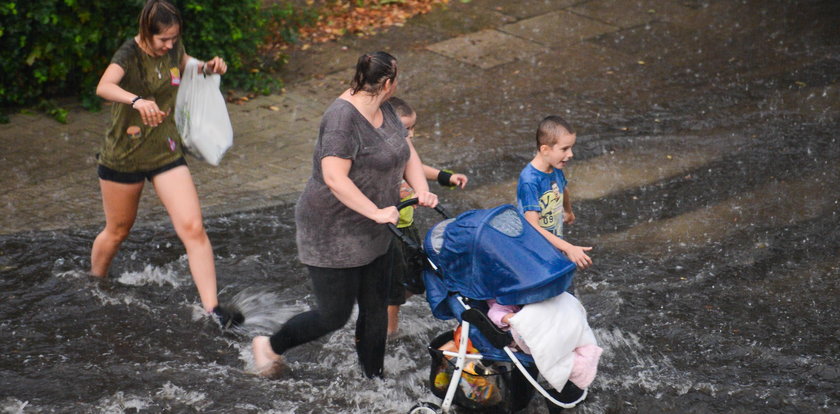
top-left (116, 263), bottom-right (188, 288)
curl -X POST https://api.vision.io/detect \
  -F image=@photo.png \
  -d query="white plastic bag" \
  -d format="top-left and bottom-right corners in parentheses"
top-left (175, 57), bottom-right (233, 166)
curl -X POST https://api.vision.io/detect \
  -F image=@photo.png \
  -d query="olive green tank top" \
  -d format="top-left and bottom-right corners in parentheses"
top-left (99, 38), bottom-right (185, 172)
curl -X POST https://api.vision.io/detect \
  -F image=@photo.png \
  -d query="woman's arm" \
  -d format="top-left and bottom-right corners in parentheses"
top-left (321, 156), bottom-right (399, 224)
top-left (403, 138), bottom-right (438, 208)
top-left (96, 63), bottom-right (165, 127)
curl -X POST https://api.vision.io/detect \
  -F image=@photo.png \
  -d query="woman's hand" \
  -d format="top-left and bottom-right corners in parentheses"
top-left (203, 56), bottom-right (227, 75)
top-left (133, 99), bottom-right (167, 127)
top-left (372, 206), bottom-right (399, 224)
top-left (414, 190), bottom-right (439, 208)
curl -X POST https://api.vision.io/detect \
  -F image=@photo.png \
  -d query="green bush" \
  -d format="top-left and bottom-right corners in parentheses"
top-left (0, 0), bottom-right (313, 122)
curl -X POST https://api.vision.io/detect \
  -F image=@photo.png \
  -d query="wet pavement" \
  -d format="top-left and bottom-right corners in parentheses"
top-left (1, 0), bottom-right (837, 235)
top-left (1, 0), bottom-right (839, 413)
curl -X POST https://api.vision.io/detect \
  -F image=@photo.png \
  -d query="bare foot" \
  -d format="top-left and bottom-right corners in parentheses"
top-left (251, 336), bottom-right (284, 378)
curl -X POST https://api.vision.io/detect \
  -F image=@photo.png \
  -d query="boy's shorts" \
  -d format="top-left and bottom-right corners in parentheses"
top-left (97, 157), bottom-right (187, 184)
top-left (387, 224), bottom-right (426, 306)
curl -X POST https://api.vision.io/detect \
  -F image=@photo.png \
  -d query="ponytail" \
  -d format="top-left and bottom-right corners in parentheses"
top-left (350, 52), bottom-right (397, 95)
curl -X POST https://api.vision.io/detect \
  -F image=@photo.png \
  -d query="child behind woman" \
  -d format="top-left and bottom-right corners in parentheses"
top-left (386, 97), bottom-right (468, 337)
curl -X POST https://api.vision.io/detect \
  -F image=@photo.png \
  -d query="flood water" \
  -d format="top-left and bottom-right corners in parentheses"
top-left (2, 0), bottom-right (839, 413)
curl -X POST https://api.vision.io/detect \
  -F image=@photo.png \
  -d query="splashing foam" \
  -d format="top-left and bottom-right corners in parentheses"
top-left (593, 327), bottom-right (714, 396)
top-left (116, 264), bottom-right (186, 287)
top-left (0, 398), bottom-right (30, 414)
top-left (156, 382), bottom-right (210, 411)
top-left (94, 391), bottom-right (153, 413)
top-left (230, 288), bottom-right (312, 334)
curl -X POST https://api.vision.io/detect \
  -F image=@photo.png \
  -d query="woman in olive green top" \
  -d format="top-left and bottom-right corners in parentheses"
top-left (91, 0), bottom-right (241, 328)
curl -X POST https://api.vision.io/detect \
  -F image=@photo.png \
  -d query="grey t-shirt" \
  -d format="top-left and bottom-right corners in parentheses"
top-left (295, 99), bottom-right (409, 268)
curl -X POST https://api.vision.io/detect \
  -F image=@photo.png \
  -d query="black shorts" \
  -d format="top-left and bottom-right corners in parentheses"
top-left (97, 157), bottom-right (187, 184)
top-left (387, 224), bottom-right (426, 306)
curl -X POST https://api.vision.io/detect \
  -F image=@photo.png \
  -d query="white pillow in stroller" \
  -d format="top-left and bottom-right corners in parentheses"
top-left (509, 292), bottom-right (600, 391)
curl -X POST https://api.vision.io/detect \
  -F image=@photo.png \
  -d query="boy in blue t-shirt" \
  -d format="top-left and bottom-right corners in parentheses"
top-left (517, 115), bottom-right (592, 270)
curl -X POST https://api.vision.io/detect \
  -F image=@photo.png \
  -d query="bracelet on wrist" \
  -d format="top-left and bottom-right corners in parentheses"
top-left (130, 96), bottom-right (143, 107)
top-left (437, 170), bottom-right (454, 187)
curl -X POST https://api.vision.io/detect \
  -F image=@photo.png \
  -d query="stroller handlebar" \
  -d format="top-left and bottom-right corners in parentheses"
top-left (387, 197), bottom-right (450, 251)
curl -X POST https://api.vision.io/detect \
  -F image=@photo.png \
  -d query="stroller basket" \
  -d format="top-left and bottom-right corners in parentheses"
top-left (427, 332), bottom-right (537, 413)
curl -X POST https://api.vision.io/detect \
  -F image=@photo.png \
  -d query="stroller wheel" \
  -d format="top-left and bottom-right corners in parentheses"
top-left (407, 401), bottom-right (441, 414)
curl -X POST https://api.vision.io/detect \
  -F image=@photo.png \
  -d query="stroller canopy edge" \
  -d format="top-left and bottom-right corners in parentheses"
top-left (426, 205), bottom-right (576, 307)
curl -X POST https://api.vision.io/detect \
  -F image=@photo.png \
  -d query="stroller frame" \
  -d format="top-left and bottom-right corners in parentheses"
top-left (435, 296), bottom-right (586, 413)
top-left (391, 200), bottom-right (588, 413)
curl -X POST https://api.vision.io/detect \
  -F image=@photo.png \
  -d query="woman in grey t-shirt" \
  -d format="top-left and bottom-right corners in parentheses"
top-left (251, 52), bottom-right (438, 378)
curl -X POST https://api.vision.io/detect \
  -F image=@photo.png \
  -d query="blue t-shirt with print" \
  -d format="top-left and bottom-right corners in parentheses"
top-left (516, 163), bottom-right (568, 238)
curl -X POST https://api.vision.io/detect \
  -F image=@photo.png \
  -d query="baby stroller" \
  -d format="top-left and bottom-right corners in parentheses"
top-left (390, 200), bottom-right (589, 414)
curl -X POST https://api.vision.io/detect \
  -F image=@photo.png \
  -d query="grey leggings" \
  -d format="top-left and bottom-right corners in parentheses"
top-left (269, 252), bottom-right (391, 378)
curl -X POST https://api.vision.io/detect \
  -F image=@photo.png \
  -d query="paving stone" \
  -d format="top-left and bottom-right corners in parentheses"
top-left (588, 21), bottom-right (722, 69)
top-left (394, 49), bottom-right (484, 101)
top-left (570, 0), bottom-right (696, 28)
top-left (337, 19), bottom-right (453, 53)
top-left (411, 1), bottom-right (516, 37)
top-left (480, 41), bottom-right (649, 102)
top-left (279, 43), bottom-right (362, 84)
top-left (290, 69), bottom-right (357, 110)
top-left (499, 10), bottom-right (619, 48)
top-left (471, 0), bottom-right (580, 20)
top-left (427, 29), bottom-right (546, 69)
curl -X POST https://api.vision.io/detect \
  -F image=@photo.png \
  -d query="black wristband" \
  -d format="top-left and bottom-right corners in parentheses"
top-left (130, 96), bottom-right (142, 107)
top-left (437, 170), bottom-right (453, 187)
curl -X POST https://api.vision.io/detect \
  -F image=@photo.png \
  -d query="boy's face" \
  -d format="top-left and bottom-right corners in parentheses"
top-left (540, 132), bottom-right (576, 170)
top-left (400, 113), bottom-right (416, 139)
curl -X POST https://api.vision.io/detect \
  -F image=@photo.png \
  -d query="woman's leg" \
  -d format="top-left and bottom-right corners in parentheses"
top-left (151, 165), bottom-right (217, 312)
top-left (90, 179), bottom-right (144, 277)
top-left (253, 266), bottom-right (359, 375)
top-left (355, 252), bottom-right (391, 378)
top-left (268, 266), bottom-right (359, 353)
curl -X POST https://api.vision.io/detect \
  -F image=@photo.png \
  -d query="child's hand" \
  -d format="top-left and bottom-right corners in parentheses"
top-left (502, 313), bottom-right (514, 325)
top-left (450, 173), bottom-right (469, 189)
top-left (564, 209), bottom-right (576, 225)
top-left (563, 244), bottom-right (593, 270)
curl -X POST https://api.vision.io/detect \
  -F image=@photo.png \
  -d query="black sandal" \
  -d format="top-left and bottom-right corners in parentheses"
top-left (212, 305), bottom-right (244, 329)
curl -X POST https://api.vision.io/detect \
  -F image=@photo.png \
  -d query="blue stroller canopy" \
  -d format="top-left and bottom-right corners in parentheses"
top-left (423, 204), bottom-right (576, 315)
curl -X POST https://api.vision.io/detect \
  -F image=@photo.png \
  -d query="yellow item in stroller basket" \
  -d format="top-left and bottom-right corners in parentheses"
top-left (460, 361), bottom-right (502, 405)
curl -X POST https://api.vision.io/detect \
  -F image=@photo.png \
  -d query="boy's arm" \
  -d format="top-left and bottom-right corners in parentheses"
top-left (563, 187), bottom-right (575, 225)
top-left (523, 210), bottom-right (592, 269)
top-left (422, 164), bottom-right (440, 180)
